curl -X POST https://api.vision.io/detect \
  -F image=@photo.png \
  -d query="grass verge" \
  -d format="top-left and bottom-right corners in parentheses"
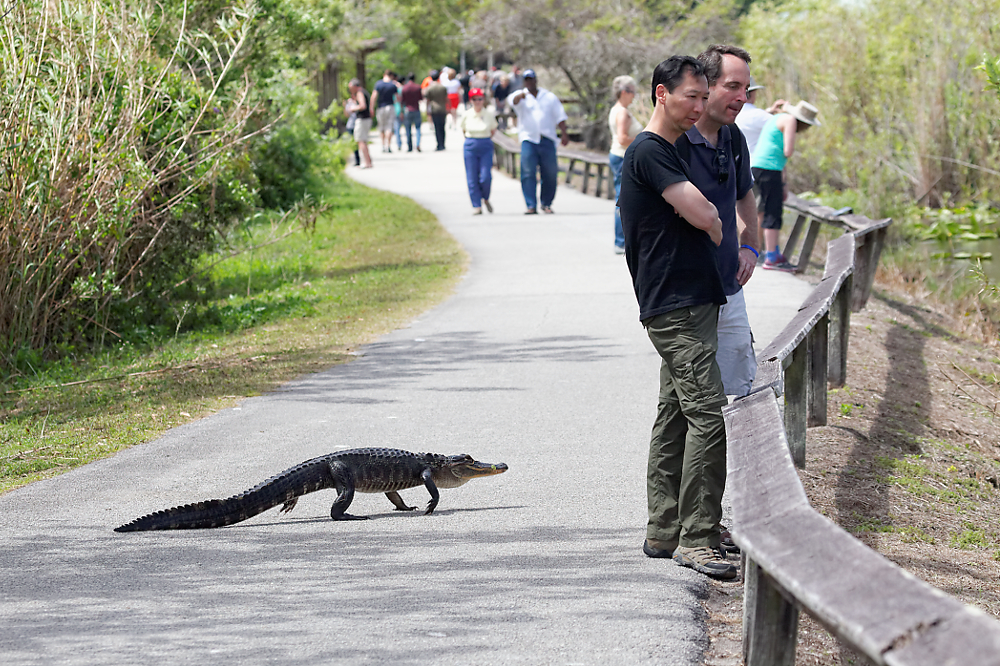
top-left (0, 178), bottom-right (466, 494)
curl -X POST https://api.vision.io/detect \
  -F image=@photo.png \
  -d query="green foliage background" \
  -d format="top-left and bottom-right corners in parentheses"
top-left (738, 0), bottom-right (1000, 218)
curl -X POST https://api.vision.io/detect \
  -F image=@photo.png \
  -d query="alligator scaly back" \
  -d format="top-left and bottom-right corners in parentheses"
top-left (114, 447), bottom-right (508, 532)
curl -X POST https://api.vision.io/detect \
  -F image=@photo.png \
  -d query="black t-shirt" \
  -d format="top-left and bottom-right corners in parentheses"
top-left (675, 125), bottom-right (753, 296)
top-left (356, 89), bottom-right (371, 118)
top-left (374, 80), bottom-right (397, 107)
top-left (619, 131), bottom-right (726, 322)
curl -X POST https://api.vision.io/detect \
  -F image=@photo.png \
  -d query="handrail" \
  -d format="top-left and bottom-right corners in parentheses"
top-left (727, 203), bottom-right (1000, 664)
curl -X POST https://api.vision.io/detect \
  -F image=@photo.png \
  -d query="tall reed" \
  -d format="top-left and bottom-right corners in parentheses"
top-left (0, 0), bottom-right (261, 374)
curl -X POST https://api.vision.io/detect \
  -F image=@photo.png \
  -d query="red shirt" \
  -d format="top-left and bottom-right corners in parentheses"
top-left (401, 82), bottom-right (423, 112)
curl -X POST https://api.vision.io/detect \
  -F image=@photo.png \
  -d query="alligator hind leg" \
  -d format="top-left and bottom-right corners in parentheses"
top-left (385, 491), bottom-right (416, 512)
top-left (329, 461), bottom-right (367, 520)
top-left (421, 468), bottom-right (441, 515)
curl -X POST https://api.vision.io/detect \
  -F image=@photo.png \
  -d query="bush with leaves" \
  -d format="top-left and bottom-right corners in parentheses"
top-left (0, 0), bottom-right (356, 376)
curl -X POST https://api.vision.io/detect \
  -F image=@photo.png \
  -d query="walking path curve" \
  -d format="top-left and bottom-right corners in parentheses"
top-left (0, 124), bottom-right (814, 665)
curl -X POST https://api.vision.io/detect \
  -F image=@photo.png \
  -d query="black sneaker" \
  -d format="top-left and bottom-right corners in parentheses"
top-left (672, 546), bottom-right (738, 580)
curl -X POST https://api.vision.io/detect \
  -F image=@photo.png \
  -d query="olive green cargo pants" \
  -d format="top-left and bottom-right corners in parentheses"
top-left (644, 303), bottom-right (728, 550)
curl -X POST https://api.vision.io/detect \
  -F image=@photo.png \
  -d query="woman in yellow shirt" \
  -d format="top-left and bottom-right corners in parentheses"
top-left (459, 88), bottom-right (498, 214)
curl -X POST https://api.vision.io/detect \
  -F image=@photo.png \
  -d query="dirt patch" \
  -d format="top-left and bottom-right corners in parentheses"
top-left (703, 286), bottom-right (1000, 664)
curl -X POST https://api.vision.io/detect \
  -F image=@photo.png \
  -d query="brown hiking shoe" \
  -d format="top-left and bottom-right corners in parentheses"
top-left (672, 546), bottom-right (738, 580)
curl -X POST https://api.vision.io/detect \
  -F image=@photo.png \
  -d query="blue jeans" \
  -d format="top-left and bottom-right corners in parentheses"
top-left (610, 153), bottom-right (625, 248)
top-left (520, 137), bottom-right (558, 210)
top-left (463, 137), bottom-right (494, 207)
top-left (394, 114), bottom-right (403, 149)
top-left (404, 110), bottom-right (422, 151)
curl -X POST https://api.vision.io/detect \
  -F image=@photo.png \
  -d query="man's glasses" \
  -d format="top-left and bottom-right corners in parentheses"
top-left (713, 146), bottom-right (729, 184)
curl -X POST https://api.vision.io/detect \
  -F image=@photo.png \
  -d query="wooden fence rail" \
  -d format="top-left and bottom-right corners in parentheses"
top-left (727, 204), bottom-right (1000, 664)
top-left (491, 132), bottom-right (615, 199)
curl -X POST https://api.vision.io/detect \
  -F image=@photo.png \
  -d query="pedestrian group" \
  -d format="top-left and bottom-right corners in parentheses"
top-left (345, 54), bottom-right (821, 582)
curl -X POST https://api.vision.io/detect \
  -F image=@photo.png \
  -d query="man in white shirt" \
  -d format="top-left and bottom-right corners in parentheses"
top-left (734, 77), bottom-right (785, 158)
top-left (508, 69), bottom-right (569, 214)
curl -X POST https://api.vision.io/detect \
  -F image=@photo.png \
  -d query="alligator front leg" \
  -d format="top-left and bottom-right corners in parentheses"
top-left (421, 468), bottom-right (440, 515)
top-left (328, 461), bottom-right (367, 520)
top-left (385, 491), bottom-right (416, 512)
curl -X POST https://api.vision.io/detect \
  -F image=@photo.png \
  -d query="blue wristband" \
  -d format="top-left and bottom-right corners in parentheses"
top-left (740, 244), bottom-right (759, 258)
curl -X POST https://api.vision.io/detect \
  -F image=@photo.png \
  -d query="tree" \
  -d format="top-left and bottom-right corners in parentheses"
top-left (468, 0), bottom-right (741, 149)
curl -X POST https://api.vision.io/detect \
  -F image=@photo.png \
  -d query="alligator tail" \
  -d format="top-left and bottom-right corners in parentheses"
top-left (115, 457), bottom-right (335, 532)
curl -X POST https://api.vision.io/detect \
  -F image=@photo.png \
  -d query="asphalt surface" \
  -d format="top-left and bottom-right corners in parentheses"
top-left (0, 123), bottom-right (814, 665)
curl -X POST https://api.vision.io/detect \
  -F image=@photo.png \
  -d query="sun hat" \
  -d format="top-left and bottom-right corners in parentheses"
top-left (747, 76), bottom-right (765, 92)
top-left (782, 100), bottom-right (821, 126)
top-left (523, 69), bottom-right (536, 79)
top-left (469, 88), bottom-right (484, 98)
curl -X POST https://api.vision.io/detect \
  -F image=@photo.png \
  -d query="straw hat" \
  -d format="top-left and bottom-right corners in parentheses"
top-left (782, 100), bottom-right (821, 126)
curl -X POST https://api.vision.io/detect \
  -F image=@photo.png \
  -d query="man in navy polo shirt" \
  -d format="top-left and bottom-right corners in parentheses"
top-left (675, 44), bottom-right (760, 399)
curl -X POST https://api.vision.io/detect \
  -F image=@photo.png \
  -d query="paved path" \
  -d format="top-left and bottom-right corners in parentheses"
top-left (0, 124), bottom-right (814, 665)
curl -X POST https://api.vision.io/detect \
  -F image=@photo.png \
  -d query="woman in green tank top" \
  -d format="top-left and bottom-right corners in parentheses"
top-left (750, 101), bottom-right (820, 270)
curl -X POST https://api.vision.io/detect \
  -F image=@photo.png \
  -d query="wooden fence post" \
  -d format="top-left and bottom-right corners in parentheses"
top-left (743, 557), bottom-right (799, 666)
top-left (783, 214), bottom-right (808, 262)
top-left (807, 313), bottom-right (829, 427)
top-left (796, 219), bottom-right (823, 273)
top-left (784, 341), bottom-right (807, 468)
top-left (828, 274), bottom-right (852, 388)
top-left (852, 227), bottom-right (886, 311)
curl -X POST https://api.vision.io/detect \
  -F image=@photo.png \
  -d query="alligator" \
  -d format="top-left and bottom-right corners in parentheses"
top-left (114, 447), bottom-right (508, 532)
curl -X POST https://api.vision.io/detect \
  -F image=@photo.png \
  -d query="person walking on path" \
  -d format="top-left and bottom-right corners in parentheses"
top-left (347, 78), bottom-right (372, 169)
top-left (371, 70), bottom-right (400, 154)
top-left (675, 44), bottom-right (760, 399)
top-left (618, 55), bottom-right (736, 581)
top-left (492, 74), bottom-right (511, 130)
top-left (508, 69), bottom-right (569, 215)
top-left (609, 75), bottom-right (643, 254)
top-left (459, 88), bottom-right (498, 215)
top-left (442, 67), bottom-right (462, 128)
top-left (734, 77), bottom-right (785, 158)
top-left (750, 99), bottom-right (821, 271)
top-left (424, 70), bottom-right (449, 151)
top-left (400, 73), bottom-right (423, 152)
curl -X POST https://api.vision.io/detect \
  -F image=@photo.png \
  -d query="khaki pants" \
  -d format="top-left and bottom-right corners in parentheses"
top-left (644, 304), bottom-right (728, 550)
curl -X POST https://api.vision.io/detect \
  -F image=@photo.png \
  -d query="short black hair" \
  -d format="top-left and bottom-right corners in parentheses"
top-left (430, 69), bottom-right (440, 81)
top-left (650, 56), bottom-right (705, 106)
top-left (698, 45), bottom-right (752, 87)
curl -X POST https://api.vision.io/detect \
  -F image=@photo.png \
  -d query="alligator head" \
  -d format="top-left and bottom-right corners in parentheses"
top-left (429, 454), bottom-right (508, 489)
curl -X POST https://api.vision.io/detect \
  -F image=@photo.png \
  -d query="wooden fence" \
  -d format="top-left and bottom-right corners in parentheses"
top-left (727, 204), bottom-right (1000, 664)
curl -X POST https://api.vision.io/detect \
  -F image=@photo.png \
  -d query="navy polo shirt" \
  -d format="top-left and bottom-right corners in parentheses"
top-left (675, 125), bottom-right (753, 296)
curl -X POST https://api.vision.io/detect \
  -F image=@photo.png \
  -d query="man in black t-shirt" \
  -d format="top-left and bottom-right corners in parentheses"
top-left (619, 56), bottom-right (736, 580)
